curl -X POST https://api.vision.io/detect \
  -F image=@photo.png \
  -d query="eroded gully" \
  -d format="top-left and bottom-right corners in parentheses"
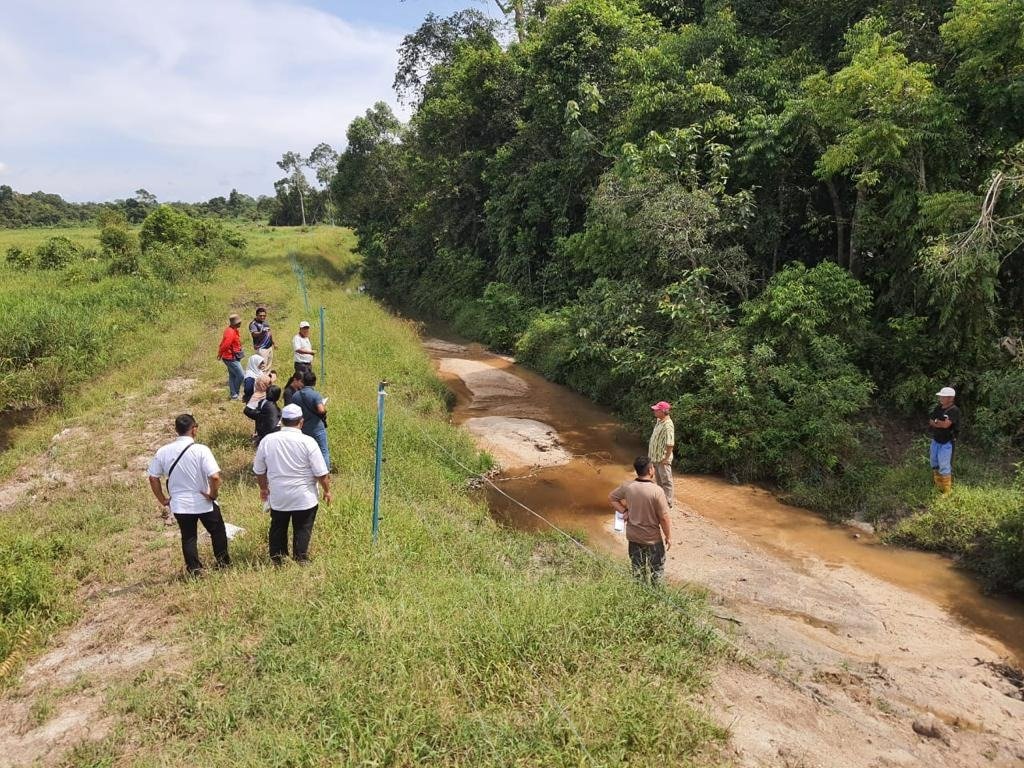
top-left (426, 335), bottom-right (1024, 768)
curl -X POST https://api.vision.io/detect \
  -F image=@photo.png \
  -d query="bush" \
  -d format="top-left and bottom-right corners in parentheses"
top-left (34, 236), bottom-right (80, 270)
top-left (887, 485), bottom-right (1021, 553)
top-left (516, 310), bottom-right (576, 380)
top-left (969, 504), bottom-right (1024, 592)
top-left (5, 246), bottom-right (32, 269)
top-left (0, 536), bottom-right (60, 620)
top-left (222, 227), bottom-right (248, 249)
top-left (887, 484), bottom-right (1024, 592)
top-left (100, 223), bottom-right (141, 275)
top-left (140, 205), bottom-right (193, 251)
top-left (453, 282), bottom-right (535, 352)
top-left (972, 365), bottom-right (1024, 449)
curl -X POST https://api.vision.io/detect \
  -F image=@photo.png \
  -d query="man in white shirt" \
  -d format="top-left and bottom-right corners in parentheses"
top-left (148, 414), bottom-right (229, 575)
top-left (253, 403), bottom-right (332, 564)
top-left (292, 320), bottom-right (315, 376)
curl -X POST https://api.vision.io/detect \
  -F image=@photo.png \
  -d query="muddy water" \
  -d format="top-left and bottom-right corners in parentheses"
top-left (426, 337), bottom-right (1024, 663)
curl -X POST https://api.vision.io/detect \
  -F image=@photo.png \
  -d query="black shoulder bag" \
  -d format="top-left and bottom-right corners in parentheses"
top-left (165, 442), bottom-right (195, 497)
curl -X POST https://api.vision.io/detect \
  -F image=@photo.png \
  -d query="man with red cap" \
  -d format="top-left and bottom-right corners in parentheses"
top-left (648, 401), bottom-right (675, 506)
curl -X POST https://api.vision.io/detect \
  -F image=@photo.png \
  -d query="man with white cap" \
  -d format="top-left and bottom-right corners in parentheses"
top-left (253, 402), bottom-right (332, 564)
top-left (148, 414), bottom-right (229, 575)
top-left (292, 320), bottom-right (315, 376)
top-left (928, 386), bottom-right (960, 494)
top-left (648, 401), bottom-right (675, 507)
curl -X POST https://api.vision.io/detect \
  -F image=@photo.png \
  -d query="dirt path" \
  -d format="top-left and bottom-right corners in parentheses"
top-left (429, 338), bottom-right (1024, 768)
top-left (0, 377), bottom-right (202, 766)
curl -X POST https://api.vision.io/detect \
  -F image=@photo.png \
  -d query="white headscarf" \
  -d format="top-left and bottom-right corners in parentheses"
top-left (245, 353), bottom-right (267, 380)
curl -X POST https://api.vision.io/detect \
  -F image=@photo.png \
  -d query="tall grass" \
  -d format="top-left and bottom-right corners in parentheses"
top-left (0, 227), bottom-right (726, 765)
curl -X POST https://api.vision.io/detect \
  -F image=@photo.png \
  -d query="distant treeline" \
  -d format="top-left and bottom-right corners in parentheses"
top-left (0, 185), bottom-right (276, 228)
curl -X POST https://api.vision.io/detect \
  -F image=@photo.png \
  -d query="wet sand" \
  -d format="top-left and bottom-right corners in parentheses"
top-left (427, 336), bottom-right (1024, 767)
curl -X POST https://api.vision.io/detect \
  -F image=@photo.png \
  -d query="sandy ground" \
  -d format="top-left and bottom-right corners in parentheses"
top-left (434, 345), bottom-right (1024, 768)
top-left (463, 416), bottom-right (572, 468)
top-left (0, 377), bottom-right (199, 766)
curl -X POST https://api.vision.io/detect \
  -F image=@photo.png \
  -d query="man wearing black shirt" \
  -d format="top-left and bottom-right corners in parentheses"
top-left (928, 386), bottom-right (960, 494)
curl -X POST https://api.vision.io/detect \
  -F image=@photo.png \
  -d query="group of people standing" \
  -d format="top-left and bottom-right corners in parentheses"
top-left (147, 309), bottom-right (334, 575)
top-left (608, 401), bottom-right (676, 585)
top-left (609, 387), bottom-right (960, 585)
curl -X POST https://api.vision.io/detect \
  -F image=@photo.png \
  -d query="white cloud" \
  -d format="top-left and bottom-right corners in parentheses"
top-left (0, 0), bottom-right (408, 199)
top-left (0, 162), bottom-right (8, 175)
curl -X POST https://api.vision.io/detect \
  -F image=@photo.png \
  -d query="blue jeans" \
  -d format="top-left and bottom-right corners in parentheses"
top-left (222, 358), bottom-right (244, 398)
top-left (306, 424), bottom-right (330, 468)
top-left (930, 440), bottom-right (954, 476)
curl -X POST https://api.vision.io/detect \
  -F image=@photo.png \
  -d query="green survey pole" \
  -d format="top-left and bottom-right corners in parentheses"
top-left (372, 381), bottom-right (388, 542)
top-left (318, 306), bottom-right (326, 382)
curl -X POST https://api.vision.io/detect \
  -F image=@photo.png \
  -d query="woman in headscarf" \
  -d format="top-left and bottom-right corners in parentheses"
top-left (242, 353), bottom-right (267, 403)
top-left (244, 368), bottom-right (277, 420)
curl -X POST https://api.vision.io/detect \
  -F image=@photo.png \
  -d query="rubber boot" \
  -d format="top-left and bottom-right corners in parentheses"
top-left (932, 470), bottom-right (942, 490)
top-left (940, 474), bottom-right (952, 494)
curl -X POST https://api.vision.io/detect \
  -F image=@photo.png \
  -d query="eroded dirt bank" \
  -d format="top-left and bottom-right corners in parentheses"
top-left (426, 336), bottom-right (1024, 768)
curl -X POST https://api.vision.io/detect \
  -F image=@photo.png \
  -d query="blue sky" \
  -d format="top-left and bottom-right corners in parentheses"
top-left (0, 0), bottom-right (498, 202)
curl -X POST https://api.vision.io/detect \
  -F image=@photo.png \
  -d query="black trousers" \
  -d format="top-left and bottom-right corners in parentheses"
top-left (174, 508), bottom-right (230, 574)
top-left (269, 505), bottom-right (318, 563)
top-left (294, 361), bottom-right (312, 376)
top-left (628, 540), bottom-right (666, 585)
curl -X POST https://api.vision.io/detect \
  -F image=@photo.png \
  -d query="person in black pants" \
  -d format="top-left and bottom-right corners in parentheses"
top-left (148, 414), bottom-right (230, 575)
top-left (253, 403), bottom-right (332, 564)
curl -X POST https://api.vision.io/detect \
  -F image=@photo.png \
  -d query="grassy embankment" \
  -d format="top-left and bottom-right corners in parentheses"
top-left (0, 225), bottom-right (725, 765)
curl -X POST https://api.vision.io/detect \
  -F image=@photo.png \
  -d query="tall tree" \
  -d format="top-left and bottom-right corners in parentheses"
top-left (785, 17), bottom-right (947, 276)
top-left (394, 10), bottom-right (498, 102)
top-left (276, 151), bottom-right (309, 226)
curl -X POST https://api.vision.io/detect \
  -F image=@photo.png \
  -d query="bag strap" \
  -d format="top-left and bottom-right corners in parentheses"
top-left (165, 442), bottom-right (195, 494)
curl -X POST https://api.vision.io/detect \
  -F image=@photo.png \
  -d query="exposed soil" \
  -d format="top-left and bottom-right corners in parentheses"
top-left (463, 416), bottom-right (572, 468)
top-left (427, 337), bottom-right (1024, 768)
top-left (0, 376), bottom-right (201, 766)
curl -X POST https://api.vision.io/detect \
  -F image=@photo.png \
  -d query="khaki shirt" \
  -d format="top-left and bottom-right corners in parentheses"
top-left (609, 478), bottom-right (669, 545)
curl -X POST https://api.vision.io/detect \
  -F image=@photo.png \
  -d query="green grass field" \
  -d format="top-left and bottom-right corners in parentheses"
top-left (0, 225), bottom-right (726, 766)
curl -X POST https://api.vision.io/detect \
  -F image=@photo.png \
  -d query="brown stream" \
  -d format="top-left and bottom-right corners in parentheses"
top-left (426, 337), bottom-right (1024, 664)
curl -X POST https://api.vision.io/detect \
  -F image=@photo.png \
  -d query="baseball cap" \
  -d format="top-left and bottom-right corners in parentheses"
top-left (298, 320), bottom-right (311, 329)
top-left (650, 401), bottom-right (671, 412)
top-left (281, 404), bottom-right (303, 420)
top-left (935, 386), bottom-right (956, 398)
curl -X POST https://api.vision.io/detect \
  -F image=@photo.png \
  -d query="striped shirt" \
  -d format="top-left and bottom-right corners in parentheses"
top-left (648, 417), bottom-right (675, 464)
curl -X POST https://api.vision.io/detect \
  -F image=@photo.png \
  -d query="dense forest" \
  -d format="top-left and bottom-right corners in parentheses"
top-left (332, 0), bottom-right (1024, 587)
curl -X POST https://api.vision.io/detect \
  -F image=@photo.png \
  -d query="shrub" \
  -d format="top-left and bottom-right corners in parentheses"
top-left (140, 205), bottom-right (193, 251)
top-left (453, 282), bottom-right (535, 352)
top-left (5, 246), bottom-right (32, 269)
top-left (516, 310), bottom-right (576, 380)
top-left (887, 485), bottom-right (1024, 593)
top-left (34, 236), bottom-right (80, 270)
top-left (222, 227), bottom-right (248, 249)
top-left (972, 365), bottom-right (1024, 449)
top-left (101, 224), bottom-right (141, 275)
top-left (141, 242), bottom-right (191, 282)
top-left (0, 536), bottom-right (60, 621)
top-left (887, 485), bottom-right (1020, 552)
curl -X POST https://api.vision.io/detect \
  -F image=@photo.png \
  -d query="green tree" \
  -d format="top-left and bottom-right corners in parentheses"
top-left (276, 151), bottom-right (309, 226)
top-left (786, 17), bottom-right (948, 275)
